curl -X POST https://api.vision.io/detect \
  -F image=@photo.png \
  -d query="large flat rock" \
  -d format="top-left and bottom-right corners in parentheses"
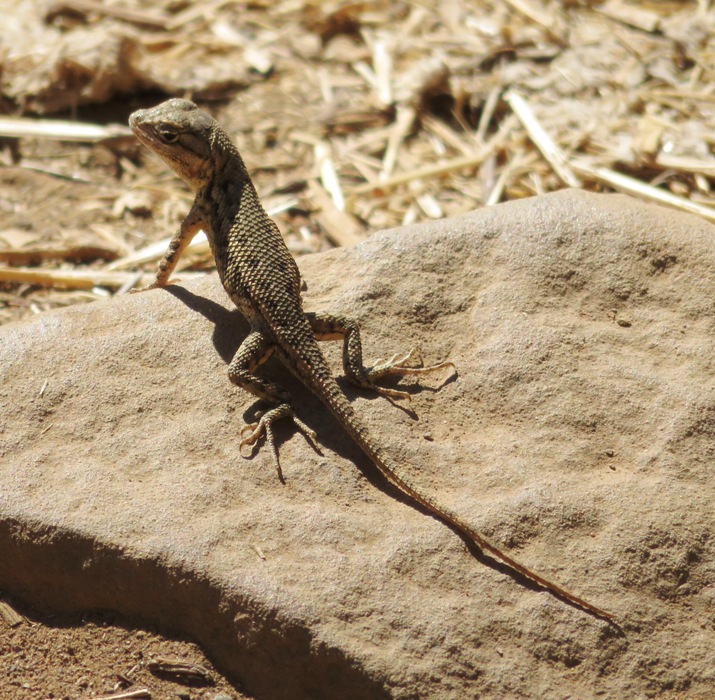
top-left (1, 190), bottom-right (713, 698)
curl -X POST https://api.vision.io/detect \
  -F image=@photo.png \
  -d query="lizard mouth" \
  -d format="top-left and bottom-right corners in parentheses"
top-left (128, 109), bottom-right (163, 141)
top-left (128, 112), bottom-right (149, 141)
top-left (128, 110), bottom-right (146, 132)
top-left (129, 116), bottom-right (163, 154)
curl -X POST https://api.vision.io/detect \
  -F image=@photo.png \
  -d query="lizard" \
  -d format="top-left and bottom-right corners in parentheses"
top-left (129, 98), bottom-right (614, 622)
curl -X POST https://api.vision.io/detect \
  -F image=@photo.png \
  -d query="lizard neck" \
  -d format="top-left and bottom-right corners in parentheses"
top-left (208, 125), bottom-right (249, 175)
top-left (200, 141), bottom-right (269, 279)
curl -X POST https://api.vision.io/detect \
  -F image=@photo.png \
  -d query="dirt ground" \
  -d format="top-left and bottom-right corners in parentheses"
top-left (3, 0), bottom-right (715, 697)
top-left (1, 596), bottom-right (249, 699)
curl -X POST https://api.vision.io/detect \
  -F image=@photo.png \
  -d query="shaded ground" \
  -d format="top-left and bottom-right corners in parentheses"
top-left (0, 597), bottom-right (249, 699)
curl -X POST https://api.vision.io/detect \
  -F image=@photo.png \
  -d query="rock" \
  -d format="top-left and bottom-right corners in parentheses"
top-left (1, 190), bottom-right (713, 698)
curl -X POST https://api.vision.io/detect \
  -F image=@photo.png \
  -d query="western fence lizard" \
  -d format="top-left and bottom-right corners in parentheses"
top-left (129, 98), bottom-right (614, 622)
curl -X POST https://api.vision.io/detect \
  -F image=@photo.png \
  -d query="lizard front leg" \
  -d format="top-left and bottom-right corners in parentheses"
top-left (229, 330), bottom-right (318, 482)
top-left (305, 312), bottom-right (455, 401)
top-left (132, 201), bottom-right (206, 292)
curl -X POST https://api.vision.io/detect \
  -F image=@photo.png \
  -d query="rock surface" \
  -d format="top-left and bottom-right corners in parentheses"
top-left (1, 190), bottom-right (714, 699)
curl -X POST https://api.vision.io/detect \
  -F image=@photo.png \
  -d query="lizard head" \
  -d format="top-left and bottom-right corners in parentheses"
top-left (129, 99), bottom-right (217, 191)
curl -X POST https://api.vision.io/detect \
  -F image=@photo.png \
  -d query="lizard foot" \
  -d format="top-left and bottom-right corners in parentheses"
top-left (365, 347), bottom-right (456, 401)
top-left (239, 404), bottom-right (319, 483)
top-left (130, 279), bottom-right (176, 294)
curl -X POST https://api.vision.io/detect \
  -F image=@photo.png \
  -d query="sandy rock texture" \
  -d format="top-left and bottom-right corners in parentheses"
top-left (1, 190), bottom-right (713, 698)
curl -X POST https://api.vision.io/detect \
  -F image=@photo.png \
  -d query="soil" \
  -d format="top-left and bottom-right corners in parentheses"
top-left (1, 596), bottom-right (249, 700)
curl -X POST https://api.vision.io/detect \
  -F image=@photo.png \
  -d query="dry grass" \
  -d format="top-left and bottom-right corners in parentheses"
top-left (2, 0), bottom-right (715, 321)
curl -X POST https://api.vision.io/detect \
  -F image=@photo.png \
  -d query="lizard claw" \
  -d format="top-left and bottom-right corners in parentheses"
top-left (239, 404), bottom-right (320, 483)
top-left (369, 347), bottom-right (455, 379)
top-left (372, 386), bottom-right (413, 402)
top-left (130, 279), bottom-right (177, 294)
top-left (362, 347), bottom-right (456, 401)
top-left (371, 347), bottom-right (424, 373)
top-left (130, 282), bottom-right (162, 294)
top-left (239, 421), bottom-right (262, 448)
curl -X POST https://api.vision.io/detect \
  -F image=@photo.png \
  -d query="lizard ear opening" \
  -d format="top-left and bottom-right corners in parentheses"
top-left (157, 123), bottom-right (180, 143)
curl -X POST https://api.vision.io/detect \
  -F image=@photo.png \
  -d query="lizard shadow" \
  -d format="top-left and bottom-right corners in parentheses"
top-left (164, 285), bottom-right (622, 632)
top-left (164, 284), bottom-right (440, 432)
top-left (160, 285), bottom-right (248, 364)
top-left (162, 285), bottom-right (402, 458)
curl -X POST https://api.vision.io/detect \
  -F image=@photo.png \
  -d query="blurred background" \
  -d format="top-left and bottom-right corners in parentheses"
top-left (2, 0), bottom-right (715, 324)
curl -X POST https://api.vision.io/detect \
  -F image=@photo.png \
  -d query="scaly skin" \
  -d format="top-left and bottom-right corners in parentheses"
top-left (129, 98), bottom-right (615, 622)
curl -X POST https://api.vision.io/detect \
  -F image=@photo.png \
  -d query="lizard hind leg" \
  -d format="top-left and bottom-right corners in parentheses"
top-left (306, 312), bottom-right (455, 402)
top-left (239, 405), bottom-right (318, 483)
top-left (229, 330), bottom-right (319, 482)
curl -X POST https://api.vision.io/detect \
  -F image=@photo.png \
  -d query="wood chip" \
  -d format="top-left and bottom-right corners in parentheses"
top-left (0, 117), bottom-right (131, 142)
top-left (597, 0), bottom-right (662, 33)
top-left (305, 181), bottom-right (365, 247)
top-left (571, 159), bottom-right (715, 224)
top-left (0, 247), bottom-right (118, 266)
top-left (0, 267), bottom-right (202, 291)
top-left (48, 0), bottom-right (168, 29)
top-left (505, 90), bottom-right (582, 189)
top-left (315, 142), bottom-right (345, 211)
top-left (146, 657), bottom-right (212, 684)
top-left (0, 599), bottom-right (24, 627)
top-left (91, 689), bottom-right (151, 700)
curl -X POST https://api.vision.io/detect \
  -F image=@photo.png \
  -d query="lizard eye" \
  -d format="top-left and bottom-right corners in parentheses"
top-left (157, 123), bottom-right (179, 143)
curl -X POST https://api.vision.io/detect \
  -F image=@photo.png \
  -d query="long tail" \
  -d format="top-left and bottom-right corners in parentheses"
top-left (316, 367), bottom-right (615, 622)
